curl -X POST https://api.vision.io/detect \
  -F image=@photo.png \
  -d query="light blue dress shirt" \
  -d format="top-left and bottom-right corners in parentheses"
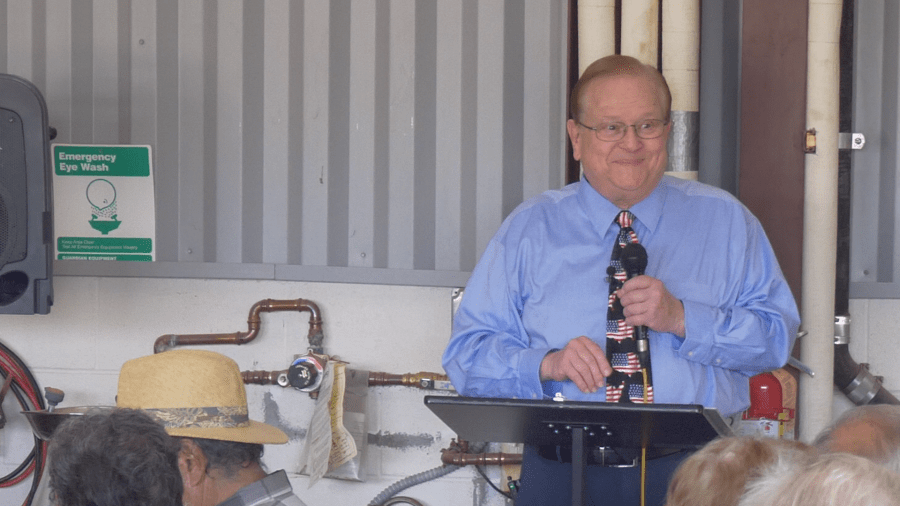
top-left (442, 176), bottom-right (800, 417)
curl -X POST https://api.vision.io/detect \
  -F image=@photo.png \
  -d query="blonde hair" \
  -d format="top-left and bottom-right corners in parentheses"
top-left (665, 436), bottom-right (818, 506)
top-left (740, 452), bottom-right (900, 506)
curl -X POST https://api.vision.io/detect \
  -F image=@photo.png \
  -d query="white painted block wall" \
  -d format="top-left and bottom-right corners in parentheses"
top-left (0, 276), bottom-right (511, 506)
top-left (2, 279), bottom-right (895, 505)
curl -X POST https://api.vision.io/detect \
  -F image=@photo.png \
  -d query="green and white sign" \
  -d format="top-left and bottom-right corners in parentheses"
top-left (52, 144), bottom-right (155, 261)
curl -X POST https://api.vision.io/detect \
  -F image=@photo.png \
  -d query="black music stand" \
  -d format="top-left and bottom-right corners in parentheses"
top-left (425, 395), bottom-right (732, 506)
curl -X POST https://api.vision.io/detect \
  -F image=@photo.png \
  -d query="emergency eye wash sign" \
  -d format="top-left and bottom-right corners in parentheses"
top-left (52, 144), bottom-right (156, 261)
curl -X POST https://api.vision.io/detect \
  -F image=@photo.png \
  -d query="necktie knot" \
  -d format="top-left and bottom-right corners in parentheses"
top-left (614, 211), bottom-right (638, 248)
top-left (616, 210), bottom-right (634, 229)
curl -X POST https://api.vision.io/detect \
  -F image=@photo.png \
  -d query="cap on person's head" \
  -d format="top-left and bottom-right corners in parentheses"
top-left (116, 349), bottom-right (288, 444)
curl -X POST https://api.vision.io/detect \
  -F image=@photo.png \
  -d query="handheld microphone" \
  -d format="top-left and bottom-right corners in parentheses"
top-left (619, 243), bottom-right (651, 367)
top-left (620, 243), bottom-right (647, 280)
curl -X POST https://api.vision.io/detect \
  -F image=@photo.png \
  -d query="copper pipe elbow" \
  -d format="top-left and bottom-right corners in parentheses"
top-left (153, 298), bottom-right (324, 354)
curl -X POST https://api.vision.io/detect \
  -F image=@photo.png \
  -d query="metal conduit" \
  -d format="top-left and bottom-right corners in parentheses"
top-left (833, 0), bottom-right (898, 409)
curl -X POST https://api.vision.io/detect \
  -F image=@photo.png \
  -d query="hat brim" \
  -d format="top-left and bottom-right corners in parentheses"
top-left (165, 419), bottom-right (288, 445)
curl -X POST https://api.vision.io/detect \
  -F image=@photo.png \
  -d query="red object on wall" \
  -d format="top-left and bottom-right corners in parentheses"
top-left (743, 372), bottom-right (785, 420)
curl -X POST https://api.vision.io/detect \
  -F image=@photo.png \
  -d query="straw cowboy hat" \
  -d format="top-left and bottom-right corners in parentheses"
top-left (116, 349), bottom-right (288, 445)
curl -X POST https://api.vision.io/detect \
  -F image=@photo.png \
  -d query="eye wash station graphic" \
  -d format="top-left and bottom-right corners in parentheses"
top-left (53, 145), bottom-right (156, 261)
top-left (86, 178), bottom-right (120, 234)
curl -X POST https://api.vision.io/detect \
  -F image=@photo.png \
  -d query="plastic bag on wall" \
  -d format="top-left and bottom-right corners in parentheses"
top-left (324, 367), bottom-right (368, 481)
top-left (299, 364), bottom-right (368, 484)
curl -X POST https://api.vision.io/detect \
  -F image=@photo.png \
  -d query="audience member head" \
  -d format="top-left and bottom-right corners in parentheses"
top-left (740, 452), bottom-right (900, 506)
top-left (48, 407), bottom-right (183, 506)
top-left (117, 349), bottom-right (288, 506)
top-left (814, 404), bottom-right (900, 473)
top-left (665, 436), bottom-right (818, 506)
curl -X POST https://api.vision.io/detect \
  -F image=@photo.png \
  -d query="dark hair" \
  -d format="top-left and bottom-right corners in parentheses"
top-left (569, 54), bottom-right (672, 123)
top-left (191, 438), bottom-right (265, 479)
top-left (48, 408), bottom-right (183, 506)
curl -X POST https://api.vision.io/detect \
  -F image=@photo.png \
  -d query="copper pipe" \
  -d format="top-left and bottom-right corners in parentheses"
top-left (440, 451), bottom-right (523, 467)
top-left (440, 439), bottom-right (523, 467)
top-left (242, 370), bottom-right (450, 390)
top-left (153, 298), bottom-right (324, 354)
top-left (242, 370), bottom-right (286, 386)
top-left (368, 371), bottom-right (450, 389)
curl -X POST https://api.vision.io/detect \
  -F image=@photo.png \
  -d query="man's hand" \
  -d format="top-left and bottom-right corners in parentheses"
top-left (616, 275), bottom-right (685, 337)
top-left (539, 336), bottom-right (612, 393)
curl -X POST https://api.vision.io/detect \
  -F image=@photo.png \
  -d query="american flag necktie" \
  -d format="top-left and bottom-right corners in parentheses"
top-left (606, 210), bottom-right (654, 403)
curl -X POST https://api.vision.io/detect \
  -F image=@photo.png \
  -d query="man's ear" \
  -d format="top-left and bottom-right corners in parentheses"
top-left (566, 118), bottom-right (582, 161)
top-left (178, 438), bottom-right (208, 487)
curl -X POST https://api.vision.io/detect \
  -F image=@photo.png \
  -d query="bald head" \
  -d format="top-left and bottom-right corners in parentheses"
top-left (814, 404), bottom-right (900, 473)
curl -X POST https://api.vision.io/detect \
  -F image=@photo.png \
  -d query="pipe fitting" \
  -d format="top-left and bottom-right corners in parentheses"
top-left (382, 498), bottom-right (425, 506)
top-left (832, 315), bottom-right (899, 406)
top-left (368, 371), bottom-right (452, 390)
top-left (834, 315), bottom-right (850, 345)
top-left (841, 363), bottom-right (879, 405)
top-left (440, 449), bottom-right (523, 467)
top-left (287, 354), bottom-right (327, 392)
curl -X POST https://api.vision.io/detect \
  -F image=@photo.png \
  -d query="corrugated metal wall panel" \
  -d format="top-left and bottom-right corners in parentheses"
top-left (1, 0), bottom-right (568, 287)
top-left (850, 0), bottom-right (900, 298)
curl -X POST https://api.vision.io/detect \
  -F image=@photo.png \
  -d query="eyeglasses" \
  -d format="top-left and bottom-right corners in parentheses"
top-left (576, 119), bottom-right (668, 141)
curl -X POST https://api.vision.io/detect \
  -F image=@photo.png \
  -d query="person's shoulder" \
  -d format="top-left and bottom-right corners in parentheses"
top-left (493, 182), bottom-right (580, 239)
top-left (522, 181), bottom-right (580, 208)
top-left (505, 182), bottom-right (580, 221)
top-left (662, 175), bottom-right (741, 205)
top-left (661, 176), bottom-right (764, 232)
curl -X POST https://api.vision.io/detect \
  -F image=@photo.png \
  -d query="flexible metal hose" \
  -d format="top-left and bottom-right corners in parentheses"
top-left (382, 497), bottom-right (425, 506)
top-left (367, 465), bottom-right (461, 506)
top-left (367, 442), bottom-right (488, 505)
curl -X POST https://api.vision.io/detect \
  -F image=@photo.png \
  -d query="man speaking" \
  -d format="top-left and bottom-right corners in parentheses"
top-left (442, 55), bottom-right (799, 505)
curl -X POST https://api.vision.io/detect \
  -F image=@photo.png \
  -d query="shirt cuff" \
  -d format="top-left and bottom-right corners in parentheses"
top-left (676, 298), bottom-right (716, 361)
top-left (519, 346), bottom-right (555, 400)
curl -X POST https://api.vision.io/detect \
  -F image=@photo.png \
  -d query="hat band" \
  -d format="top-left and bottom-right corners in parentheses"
top-left (146, 406), bottom-right (251, 429)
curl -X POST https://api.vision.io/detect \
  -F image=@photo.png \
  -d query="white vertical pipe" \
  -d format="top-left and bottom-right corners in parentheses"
top-left (800, 0), bottom-right (842, 442)
top-left (577, 0), bottom-right (615, 75)
top-left (661, 0), bottom-right (699, 113)
top-left (661, 0), bottom-right (700, 180)
top-left (621, 0), bottom-right (657, 66)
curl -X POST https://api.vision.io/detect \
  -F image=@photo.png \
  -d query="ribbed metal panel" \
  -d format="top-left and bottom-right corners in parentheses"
top-left (1, 0), bottom-right (568, 287)
top-left (850, 0), bottom-right (900, 297)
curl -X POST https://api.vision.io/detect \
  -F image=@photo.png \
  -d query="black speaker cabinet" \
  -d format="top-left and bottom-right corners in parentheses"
top-left (0, 74), bottom-right (53, 314)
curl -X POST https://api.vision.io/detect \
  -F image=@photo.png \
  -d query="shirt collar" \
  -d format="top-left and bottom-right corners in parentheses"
top-left (576, 176), bottom-right (667, 235)
top-left (217, 470), bottom-right (294, 506)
